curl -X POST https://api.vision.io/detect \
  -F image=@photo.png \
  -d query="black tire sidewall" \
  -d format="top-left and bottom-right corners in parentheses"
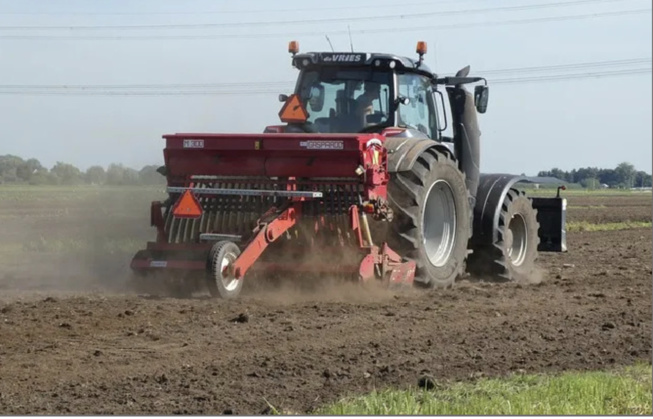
top-left (500, 194), bottom-right (539, 280)
top-left (414, 159), bottom-right (471, 287)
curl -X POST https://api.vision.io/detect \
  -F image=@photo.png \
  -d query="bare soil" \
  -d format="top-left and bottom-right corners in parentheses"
top-left (0, 190), bottom-right (650, 414)
top-left (567, 194), bottom-right (652, 224)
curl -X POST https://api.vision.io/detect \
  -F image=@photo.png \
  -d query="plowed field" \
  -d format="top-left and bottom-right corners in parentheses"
top-left (0, 188), bottom-right (650, 414)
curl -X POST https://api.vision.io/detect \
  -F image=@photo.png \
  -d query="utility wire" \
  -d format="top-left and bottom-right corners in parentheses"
top-left (0, 8), bottom-right (647, 40)
top-left (491, 67), bottom-right (652, 83)
top-left (0, 0), bottom-right (637, 31)
top-left (447, 57), bottom-right (652, 76)
top-left (0, 0), bottom-right (527, 16)
top-left (1, 58), bottom-right (648, 91)
top-left (0, 68), bottom-right (649, 96)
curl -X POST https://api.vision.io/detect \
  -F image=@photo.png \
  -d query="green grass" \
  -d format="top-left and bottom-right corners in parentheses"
top-left (0, 184), bottom-right (164, 203)
top-left (316, 363), bottom-right (652, 415)
top-left (21, 237), bottom-right (143, 254)
top-left (567, 220), bottom-right (652, 232)
top-left (522, 188), bottom-right (651, 197)
top-left (568, 204), bottom-right (607, 209)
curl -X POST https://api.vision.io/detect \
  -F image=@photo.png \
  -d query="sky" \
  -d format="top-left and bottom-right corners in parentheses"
top-left (0, 0), bottom-right (651, 175)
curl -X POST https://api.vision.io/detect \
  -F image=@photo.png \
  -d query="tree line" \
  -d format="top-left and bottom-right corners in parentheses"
top-left (538, 162), bottom-right (651, 189)
top-left (0, 155), bottom-right (165, 186)
top-left (1, 154), bottom-right (650, 189)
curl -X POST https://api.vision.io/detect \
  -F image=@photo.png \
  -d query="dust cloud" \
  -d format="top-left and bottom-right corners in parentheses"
top-left (0, 186), bottom-right (158, 299)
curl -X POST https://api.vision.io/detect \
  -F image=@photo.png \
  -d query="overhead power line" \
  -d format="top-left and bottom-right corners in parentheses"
top-left (0, 0), bottom-right (638, 31)
top-left (0, 8), bottom-right (648, 41)
top-left (451, 57), bottom-right (652, 76)
top-left (0, 58), bottom-right (649, 91)
top-left (491, 67), bottom-right (652, 84)
top-left (0, 0), bottom-right (515, 16)
top-left (0, 62), bottom-right (649, 96)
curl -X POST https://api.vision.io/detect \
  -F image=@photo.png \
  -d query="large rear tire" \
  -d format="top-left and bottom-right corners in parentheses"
top-left (468, 189), bottom-right (540, 282)
top-left (387, 148), bottom-right (471, 287)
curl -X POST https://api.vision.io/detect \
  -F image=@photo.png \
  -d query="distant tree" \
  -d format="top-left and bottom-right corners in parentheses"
top-left (123, 167), bottom-right (139, 185)
top-left (580, 177), bottom-right (600, 190)
top-left (598, 168), bottom-right (619, 187)
top-left (537, 168), bottom-right (568, 182)
top-left (574, 167), bottom-right (599, 184)
top-left (85, 165), bottom-right (106, 185)
top-left (634, 171), bottom-right (653, 188)
top-left (50, 162), bottom-right (82, 185)
top-left (16, 158), bottom-right (44, 182)
top-left (537, 162), bottom-right (649, 189)
top-left (106, 163), bottom-right (139, 185)
top-left (615, 162), bottom-right (636, 189)
top-left (29, 171), bottom-right (59, 186)
top-left (138, 165), bottom-right (165, 185)
top-left (0, 155), bottom-right (24, 183)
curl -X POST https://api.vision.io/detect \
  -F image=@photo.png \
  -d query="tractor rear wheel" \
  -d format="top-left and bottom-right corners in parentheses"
top-left (207, 241), bottom-right (243, 299)
top-left (387, 148), bottom-right (471, 287)
top-left (468, 189), bottom-right (540, 282)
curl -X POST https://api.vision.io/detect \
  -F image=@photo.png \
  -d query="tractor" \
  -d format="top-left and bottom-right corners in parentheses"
top-left (130, 41), bottom-right (567, 298)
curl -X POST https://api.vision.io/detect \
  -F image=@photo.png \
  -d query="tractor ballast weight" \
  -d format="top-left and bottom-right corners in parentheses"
top-left (130, 41), bottom-right (566, 298)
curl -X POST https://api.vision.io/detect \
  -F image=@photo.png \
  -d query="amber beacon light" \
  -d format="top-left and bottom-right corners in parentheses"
top-left (416, 41), bottom-right (427, 55)
top-left (288, 40), bottom-right (299, 56)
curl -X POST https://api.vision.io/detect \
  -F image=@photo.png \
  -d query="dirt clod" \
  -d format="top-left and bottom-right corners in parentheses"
top-left (417, 375), bottom-right (436, 390)
top-left (231, 313), bottom-right (249, 323)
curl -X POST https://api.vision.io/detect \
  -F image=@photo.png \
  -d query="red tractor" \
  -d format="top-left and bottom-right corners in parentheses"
top-left (130, 41), bottom-right (567, 298)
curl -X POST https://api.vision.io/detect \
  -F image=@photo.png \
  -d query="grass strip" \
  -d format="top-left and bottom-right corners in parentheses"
top-left (567, 220), bottom-right (652, 232)
top-left (315, 363), bottom-right (652, 415)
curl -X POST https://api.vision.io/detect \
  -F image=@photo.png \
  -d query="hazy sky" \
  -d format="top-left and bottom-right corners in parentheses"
top-left (0, 0), bottom-right (651, 175)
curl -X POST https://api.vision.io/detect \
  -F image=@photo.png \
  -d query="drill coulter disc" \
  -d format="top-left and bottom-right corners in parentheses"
top-left (207, 241), bottom-right (243, 299)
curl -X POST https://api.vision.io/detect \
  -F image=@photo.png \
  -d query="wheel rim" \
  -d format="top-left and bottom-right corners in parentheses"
top-left (507, 214), bottom-right (527, 266)
top-left (219, 251), bottom-right (239, 291)
top-left (422, 180), bottom-right (457, 268)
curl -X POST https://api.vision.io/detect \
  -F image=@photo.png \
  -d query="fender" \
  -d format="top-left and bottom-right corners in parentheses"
top-left (384, 136), bottom-right (454, 173)
top-left (471, 173), bottom-right (530, 246)
top-left (471, 173), bottom-right (567, 250)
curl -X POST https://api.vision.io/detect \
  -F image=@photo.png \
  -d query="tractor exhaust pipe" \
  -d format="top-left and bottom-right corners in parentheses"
top-left (448, 86), bottom-right (481, 204)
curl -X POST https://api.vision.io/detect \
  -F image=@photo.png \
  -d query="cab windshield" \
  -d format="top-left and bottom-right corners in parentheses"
top-left (297, 68), bottom-right (393, 133)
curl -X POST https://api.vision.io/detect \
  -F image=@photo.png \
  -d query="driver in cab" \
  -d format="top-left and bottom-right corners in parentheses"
top-left (354, 81), bottom-right (381, 130)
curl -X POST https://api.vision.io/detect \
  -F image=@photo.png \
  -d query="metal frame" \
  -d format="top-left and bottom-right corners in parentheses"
top-left (167, 186), bottom-right (323, 199)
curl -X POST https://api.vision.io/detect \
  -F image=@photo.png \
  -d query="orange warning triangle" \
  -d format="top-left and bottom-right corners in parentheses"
top-left (172, 189), bottom-right (202, 218)
top-left (278, 94), bottom-right (308, 124)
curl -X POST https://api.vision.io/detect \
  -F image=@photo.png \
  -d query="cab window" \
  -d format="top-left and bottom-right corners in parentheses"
top-left (397, 73), bottom-right (438, 138)
top-left (298, 68), bottom-right (392, 133)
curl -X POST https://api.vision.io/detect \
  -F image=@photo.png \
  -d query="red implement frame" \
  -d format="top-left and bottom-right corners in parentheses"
top-left (131, 132), bottom-right (416, 287)
top-left (230, 204), bottom-right (299, 279)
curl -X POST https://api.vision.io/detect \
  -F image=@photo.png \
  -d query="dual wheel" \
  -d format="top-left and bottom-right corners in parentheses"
top-left (386, 148), bottom-right (540, 286)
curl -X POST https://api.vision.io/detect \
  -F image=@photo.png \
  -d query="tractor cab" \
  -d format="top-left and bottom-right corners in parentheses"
top-left (275, 41), bottom-right (489, 142)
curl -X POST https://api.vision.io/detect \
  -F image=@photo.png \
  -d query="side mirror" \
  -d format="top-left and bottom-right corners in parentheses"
top-left (474, 85), bottom-right (489, 114)
top-left (278, 94), bottom-right (289, 102)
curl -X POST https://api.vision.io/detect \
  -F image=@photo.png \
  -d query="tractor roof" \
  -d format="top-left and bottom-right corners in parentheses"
top-left (292, 51), bottom-right (435, 78)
